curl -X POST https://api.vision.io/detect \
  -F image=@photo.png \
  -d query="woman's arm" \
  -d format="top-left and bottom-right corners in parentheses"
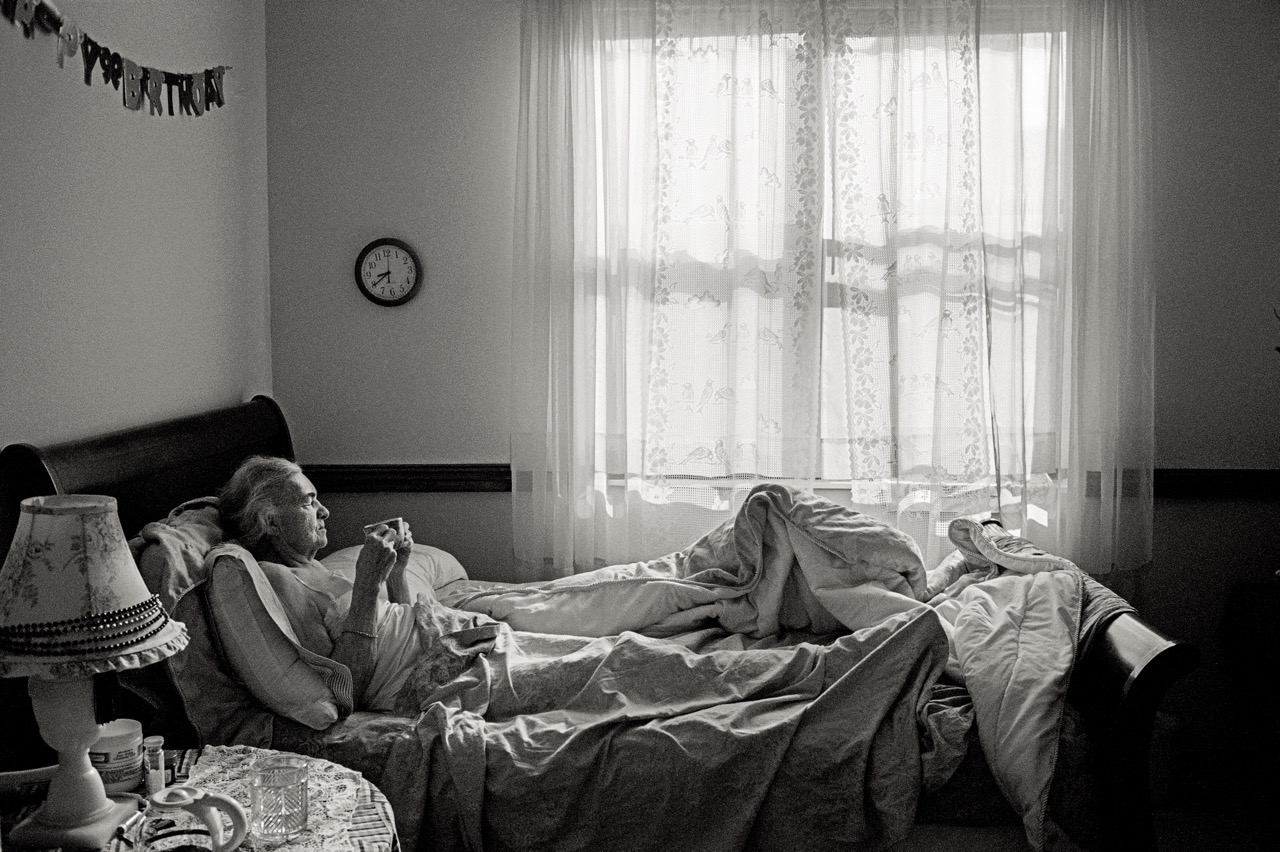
top-left (331, 527), bottom-right (400, 704)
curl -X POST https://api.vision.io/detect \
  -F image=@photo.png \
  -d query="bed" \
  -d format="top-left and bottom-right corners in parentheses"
top-left (0, 395), bottom-right (1198, 852)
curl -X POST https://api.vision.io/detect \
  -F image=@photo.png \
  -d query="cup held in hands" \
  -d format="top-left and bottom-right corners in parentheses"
top-left (363, 517), bottom-right (405, 543)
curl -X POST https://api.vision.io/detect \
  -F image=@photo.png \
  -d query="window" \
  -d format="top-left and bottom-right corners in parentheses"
top-left (513, 0), bottom-right (1152, 576)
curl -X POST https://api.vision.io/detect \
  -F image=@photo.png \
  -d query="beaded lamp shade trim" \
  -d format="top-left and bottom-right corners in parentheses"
top-left (0, 594), bottom-right (171, 656)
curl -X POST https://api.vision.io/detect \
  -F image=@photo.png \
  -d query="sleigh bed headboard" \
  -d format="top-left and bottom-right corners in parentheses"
top-left (0, 396), bottom-right (295, 773)
top-left (0, 395), bottom-right (293, 565)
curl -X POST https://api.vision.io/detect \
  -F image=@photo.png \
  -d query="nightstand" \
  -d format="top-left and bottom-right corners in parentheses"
top-left (164, 746), bottom-right (398, 852)
top-left (2, 747), bottom-right (397, 852)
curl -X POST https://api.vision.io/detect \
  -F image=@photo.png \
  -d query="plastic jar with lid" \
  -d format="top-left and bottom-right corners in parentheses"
top-left (90, 718), bottom-right (143, 793)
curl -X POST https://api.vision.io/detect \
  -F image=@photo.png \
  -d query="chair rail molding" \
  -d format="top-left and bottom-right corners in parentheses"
top-left (303, 464), bottom-right (1277, 498)
top-left (304, 463), bottom-right (512, 493)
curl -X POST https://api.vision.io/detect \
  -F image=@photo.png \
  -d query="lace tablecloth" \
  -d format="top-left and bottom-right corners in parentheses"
top-left (115, 745), bottom-right (398, 852)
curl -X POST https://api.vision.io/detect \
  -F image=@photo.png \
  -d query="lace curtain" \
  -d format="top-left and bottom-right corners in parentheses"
top-left (512, 0), bottom-right (1152, 578)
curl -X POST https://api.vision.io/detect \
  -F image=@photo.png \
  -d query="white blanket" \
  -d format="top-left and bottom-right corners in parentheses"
top-left (940, 569), bottom-right (1082, 848)
top-left (931, 519), bottom-right (1085, 849)
top-left (439, 484), bottom-right (1081, 851)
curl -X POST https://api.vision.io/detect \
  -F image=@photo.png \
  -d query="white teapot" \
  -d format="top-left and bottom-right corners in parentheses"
top-left (136, 784), bottom-right (248, 852)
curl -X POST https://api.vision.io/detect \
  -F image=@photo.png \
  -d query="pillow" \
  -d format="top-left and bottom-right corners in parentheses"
top-left (164, 580), bottom-right (274, 747)
top-left (130, 497), bottom-right (224, 612)
top-left (127, 498), bottom-right (275, 748)
top-left (320, 543), bottom-right (468, 597)
top-left (205, 543), bottom-right (354, 730)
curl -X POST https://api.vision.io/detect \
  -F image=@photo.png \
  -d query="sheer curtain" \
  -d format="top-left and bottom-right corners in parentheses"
top-left (512, 0), bottom-right (1152, 579)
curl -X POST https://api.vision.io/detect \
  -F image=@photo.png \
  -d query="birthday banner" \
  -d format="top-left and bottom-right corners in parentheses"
top-left (4, 0), bottom-right (229, 117)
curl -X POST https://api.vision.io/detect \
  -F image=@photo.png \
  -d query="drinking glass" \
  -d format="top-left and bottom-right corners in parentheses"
top-left (248, 755), bottom-right (309, 842)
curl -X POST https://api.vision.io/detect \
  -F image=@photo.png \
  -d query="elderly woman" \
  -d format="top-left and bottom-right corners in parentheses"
top-left (216, 455), bottom-right (425, 711)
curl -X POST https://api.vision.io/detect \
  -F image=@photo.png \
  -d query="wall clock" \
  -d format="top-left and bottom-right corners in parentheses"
top-left (354, 238), bottom-right (423, 306)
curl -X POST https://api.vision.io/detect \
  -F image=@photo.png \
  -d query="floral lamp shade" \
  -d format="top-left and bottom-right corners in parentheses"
top-left (0, 494), bottom-right (188, 679)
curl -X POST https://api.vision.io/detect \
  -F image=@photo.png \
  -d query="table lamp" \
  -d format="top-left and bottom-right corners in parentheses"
top-left (0, 495), bottom-right (189, 850)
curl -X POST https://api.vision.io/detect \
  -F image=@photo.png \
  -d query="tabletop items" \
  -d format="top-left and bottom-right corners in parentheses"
top-left (179, 746), bottom-right (394, 852)
top-left (136, 784), bottom-right (247, 852)
top-left (2, 746), bottom-right (397, 852)
top-left (90, 720), bottom-right (145, 796)
top-left (247, 754), bottom-right (309, 843)
top-left (143, 737), bottom-right (167, 796)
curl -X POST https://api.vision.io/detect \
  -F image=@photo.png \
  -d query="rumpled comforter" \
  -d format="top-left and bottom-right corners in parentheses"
top-left (396, 485), bottom-right (1082, 852)
top-left (397, 606), bottom-right (950, 852)
top-left (441, 483), bottom-right (929, 639)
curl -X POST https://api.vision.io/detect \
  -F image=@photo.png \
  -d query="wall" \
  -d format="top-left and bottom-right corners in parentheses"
top-left (1144, 0), bottom-right (1280, 814)
top-left (265, 0), bottom-right (516, 466)
top-left (264, 0), bottom-right (1280, 568)
top-left (265, 0), bottom-right (518, 577)
top-left (0, 1), bottom-right (271, 447)
top-left (1151, 0), bottom-right (1280, 469)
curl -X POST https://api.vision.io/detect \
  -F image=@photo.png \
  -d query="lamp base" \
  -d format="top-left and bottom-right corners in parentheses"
top-left (7, 793), bottom-right (140, 850)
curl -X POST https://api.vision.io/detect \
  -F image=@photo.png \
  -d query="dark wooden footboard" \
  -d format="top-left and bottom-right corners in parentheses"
top-left (1068, 611), bottom-right (1199, 852)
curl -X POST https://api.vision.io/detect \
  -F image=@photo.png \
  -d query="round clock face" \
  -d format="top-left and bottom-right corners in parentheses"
top-left (355, 238), bottom-right (422, 306)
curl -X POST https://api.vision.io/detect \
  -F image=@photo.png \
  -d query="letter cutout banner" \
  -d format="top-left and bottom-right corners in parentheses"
top-left (3, 0), bottom-right (230, 118)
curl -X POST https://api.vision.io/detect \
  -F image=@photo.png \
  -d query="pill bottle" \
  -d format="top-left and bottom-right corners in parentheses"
top-left (143, 735), bottom-right (166, 794)
top-left (90, 718), bottom-right (143, 793)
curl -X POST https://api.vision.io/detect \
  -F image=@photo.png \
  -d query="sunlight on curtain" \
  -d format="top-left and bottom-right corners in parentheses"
top-left (512, 0), bottom-right (1152, 578)
top-left (821, 2), bottom-right (1073, 567)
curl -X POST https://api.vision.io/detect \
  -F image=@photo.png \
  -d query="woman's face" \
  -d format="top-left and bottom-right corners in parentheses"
top-left (266, 472), bottom-right (329, 561)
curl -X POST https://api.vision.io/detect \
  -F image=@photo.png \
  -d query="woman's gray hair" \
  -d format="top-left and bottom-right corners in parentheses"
top-left (218, 455), bottom-right (304, 551)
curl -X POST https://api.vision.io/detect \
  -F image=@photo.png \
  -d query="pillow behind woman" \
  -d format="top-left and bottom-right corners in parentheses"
top-left (128, 498), bottom-right (274, 747)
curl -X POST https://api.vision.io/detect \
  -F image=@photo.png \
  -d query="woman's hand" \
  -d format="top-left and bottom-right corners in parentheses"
top-left (390, 522), bottom-right (414, 604)
top-left (354, 524), bottom-right (400, 591)
top-left (354, 519), bottom-right (414, 603)
top-left (394, 522), bottom-right (414, 566)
